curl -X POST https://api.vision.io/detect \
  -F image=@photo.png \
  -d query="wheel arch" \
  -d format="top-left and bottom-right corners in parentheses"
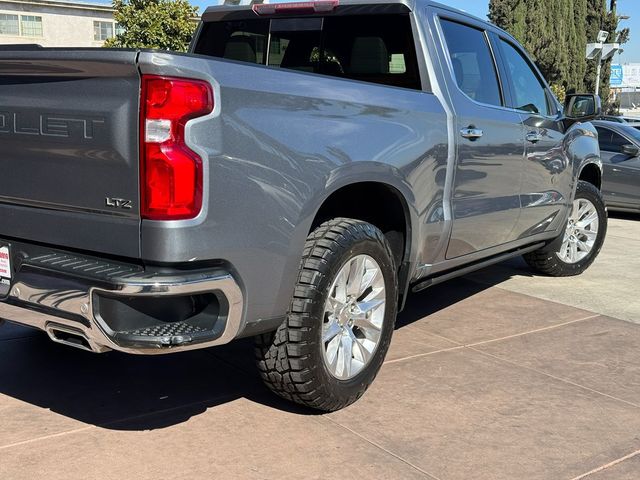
top-left (308, 180), bottom-right (416, 308)
top-left (310, 181), bottom-right (413, 266)
top-left (578, 161), bottom-right (602, 191)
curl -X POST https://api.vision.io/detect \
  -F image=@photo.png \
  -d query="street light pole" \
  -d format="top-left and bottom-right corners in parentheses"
top-left (586, 30), bottom-right (620, 97)
top-left (595, 57), bottom-right (603, 96)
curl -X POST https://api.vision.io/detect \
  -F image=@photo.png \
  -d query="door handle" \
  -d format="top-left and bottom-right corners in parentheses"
top-left (460, 127), bottom-right (483, 141)
top-left (526, 132), bottom-right (542, 144)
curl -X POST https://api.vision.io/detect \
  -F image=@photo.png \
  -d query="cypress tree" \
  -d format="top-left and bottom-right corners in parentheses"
top-left (490, 0), bottom-right (626, 110)
top-left (584, 0), bottom-right (607, 95)
top-left (489, 0), bottom-right (527, 46)
top-left (570, 0), bottom-right (589, 93)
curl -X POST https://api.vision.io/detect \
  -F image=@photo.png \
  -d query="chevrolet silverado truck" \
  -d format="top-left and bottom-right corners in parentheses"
top-left (0, 0), bottom-right (607, 411)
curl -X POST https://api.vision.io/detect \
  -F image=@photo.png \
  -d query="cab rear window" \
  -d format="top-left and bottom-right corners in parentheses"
top-left (193, 14), bottom-right (422, 90)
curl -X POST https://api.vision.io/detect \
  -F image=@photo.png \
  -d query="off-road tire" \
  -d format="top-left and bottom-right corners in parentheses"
top-left (255, 218), bottom-right (398, 412)
top-left (524, 180), bottom-right (607, 276)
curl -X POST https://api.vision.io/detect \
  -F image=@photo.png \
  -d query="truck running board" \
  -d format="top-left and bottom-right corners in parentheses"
top-left (411, 243), bottom-right (545, 293)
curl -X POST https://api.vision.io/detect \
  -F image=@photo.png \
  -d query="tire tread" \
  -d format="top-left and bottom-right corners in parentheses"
top-left (255, 218), bottom-right (396, 412)
top-left (524, 181), bottom-right (607, 277)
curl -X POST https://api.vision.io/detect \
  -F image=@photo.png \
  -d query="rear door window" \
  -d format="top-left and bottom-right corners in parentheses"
top-left (194, 14), bottom-right (422, 90)
top-left (440, 19), bottom-right (502, 107)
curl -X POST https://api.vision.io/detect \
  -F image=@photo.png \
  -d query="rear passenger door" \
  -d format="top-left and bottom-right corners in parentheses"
top-left (437, 16), bottom-right (526, 259)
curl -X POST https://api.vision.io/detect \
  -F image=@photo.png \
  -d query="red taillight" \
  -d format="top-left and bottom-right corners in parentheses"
top-left (252, 0), bottom-right (339, 15)
top-left (140, 75), bottom-right (214, 220)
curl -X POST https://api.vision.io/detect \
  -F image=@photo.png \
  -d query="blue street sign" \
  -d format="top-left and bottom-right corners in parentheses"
top-left (610, 64), bottom-right (624, 87)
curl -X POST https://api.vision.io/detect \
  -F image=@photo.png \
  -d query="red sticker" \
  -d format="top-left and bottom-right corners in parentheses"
top-left (0, 246), bottom-right (11, 279)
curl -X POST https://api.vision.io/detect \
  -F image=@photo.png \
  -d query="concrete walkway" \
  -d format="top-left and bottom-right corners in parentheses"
top-left (0, 214), bottom-right (639, 480)
top-left (467, 213), bottom-right (640, 323)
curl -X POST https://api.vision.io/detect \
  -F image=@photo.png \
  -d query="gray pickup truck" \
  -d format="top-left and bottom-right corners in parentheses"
top-left (0, 0), bottom-right (607, 411)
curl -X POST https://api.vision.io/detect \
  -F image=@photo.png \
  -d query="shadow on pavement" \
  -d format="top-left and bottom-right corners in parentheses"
top-left (608, 211), bottom-right (640, 221)
top-left (400, 277), bottom-right (503, 328)
top-left (0, 267), bottom-right (530, 431)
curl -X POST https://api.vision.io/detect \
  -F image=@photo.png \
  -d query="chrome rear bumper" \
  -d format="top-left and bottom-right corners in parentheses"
top-left (0, 248), bottom-right (244, 354)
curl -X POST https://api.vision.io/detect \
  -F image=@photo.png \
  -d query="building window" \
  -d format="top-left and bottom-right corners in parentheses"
top-left (93, 21), bottom-right (113, 41)
top-left (115, 23), bottom-right (124, 36)
top-left (0, 14), bottom-right (19, 36)
top-left (20, 15), bottom-right (43, 37)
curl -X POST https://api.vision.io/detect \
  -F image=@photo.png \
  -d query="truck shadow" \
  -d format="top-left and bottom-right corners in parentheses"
top-left (609, 211), bottom-right (640, 221)
top-left (397, 257), bottom-right (535, 328)
top-left (0, 261), bottom-right (536, 431)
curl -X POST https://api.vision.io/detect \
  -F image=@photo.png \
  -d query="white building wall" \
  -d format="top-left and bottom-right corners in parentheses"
top-left (0, 0), bottom-right (114, 47)
top-left (621, 64), bottom-right (640, 89)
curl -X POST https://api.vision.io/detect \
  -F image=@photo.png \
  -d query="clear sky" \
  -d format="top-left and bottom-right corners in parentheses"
top-left (94, 0), bottom-right (640, 63)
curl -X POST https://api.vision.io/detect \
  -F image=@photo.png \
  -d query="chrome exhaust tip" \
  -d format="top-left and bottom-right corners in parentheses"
top-left (45, 323), bottom-right (110, 353)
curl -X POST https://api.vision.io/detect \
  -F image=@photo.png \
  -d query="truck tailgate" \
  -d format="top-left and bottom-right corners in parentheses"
top-left (0, 50), bottom-right (141, 258)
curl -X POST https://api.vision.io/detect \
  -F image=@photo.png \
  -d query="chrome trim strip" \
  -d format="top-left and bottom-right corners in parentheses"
top-left (0, 194), bottom-right (134, 218)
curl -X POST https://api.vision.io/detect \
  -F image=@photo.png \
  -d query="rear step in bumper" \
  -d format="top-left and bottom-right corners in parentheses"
top-left (0, 256), bottom-right (244, 355)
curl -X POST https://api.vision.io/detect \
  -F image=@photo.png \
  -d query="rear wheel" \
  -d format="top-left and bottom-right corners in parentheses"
top-left (524, 180), bottom-right (607, 276)
top-left (255, 218), bottom-right (398, 412)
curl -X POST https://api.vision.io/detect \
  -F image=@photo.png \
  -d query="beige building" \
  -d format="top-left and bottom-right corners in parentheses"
top-left (0, 0), bottom-right (118, 47)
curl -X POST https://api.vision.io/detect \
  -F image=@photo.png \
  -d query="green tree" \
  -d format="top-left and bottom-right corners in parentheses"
top-left (105, 0), bottom-right (198, 52)
top-left (489, 0), bottom-right (578, 89)
top-left (489, 0), bottom-right (629, 110)
top-left (569, 0), bottom-right (589, 92)
top-left (592, 0), bottom-right (631, 112)
top-left (584, 0), bottom-right (608, 97)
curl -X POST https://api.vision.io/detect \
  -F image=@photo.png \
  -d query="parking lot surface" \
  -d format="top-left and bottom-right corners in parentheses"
top-left (0, 214), bottom-right (639, 480)
top-left (468, 214), bottom-right (640, 323)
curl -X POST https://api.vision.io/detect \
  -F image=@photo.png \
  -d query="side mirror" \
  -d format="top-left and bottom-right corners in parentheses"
top-left (565, 94), bottom-right (602, 121)
top-left (622, 144), bottom-right (640, 157)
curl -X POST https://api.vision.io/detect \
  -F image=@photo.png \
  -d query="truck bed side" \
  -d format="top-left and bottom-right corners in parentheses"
top-left (136, 51), bottom-right (448, 326)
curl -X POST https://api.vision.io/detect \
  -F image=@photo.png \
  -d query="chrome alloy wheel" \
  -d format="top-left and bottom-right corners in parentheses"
top-left (322, 254), bottom-right (386, 380)
top-left (557, 198), bottom-right (600, 264)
